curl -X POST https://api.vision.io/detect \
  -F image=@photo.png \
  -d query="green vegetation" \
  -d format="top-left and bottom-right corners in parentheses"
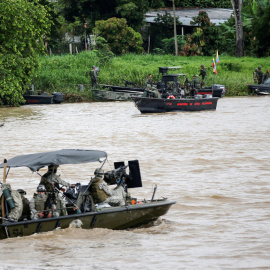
top-left (32, 51), bottom-right (270, 101)
top-left (0, 0), bottom-right (50, 106)
top-left (93, 17), bottom-right (143, 55)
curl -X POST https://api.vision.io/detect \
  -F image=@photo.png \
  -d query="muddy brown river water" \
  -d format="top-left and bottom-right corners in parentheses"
top-left (0, 96), bottom-right (269, 269)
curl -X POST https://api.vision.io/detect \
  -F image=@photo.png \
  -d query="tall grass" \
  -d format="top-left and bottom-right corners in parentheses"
top-left (33, 51), bottom-right (270, 97)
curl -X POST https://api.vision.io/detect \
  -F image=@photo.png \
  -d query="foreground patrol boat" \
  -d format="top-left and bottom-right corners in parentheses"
top-left (0, 149), bottom-right (176, 239)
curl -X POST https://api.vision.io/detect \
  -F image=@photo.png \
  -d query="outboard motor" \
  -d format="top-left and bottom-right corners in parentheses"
top-left (52, 92), bottom-right (64, 104)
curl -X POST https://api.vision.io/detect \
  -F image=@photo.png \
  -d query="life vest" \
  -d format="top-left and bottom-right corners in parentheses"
top-left (90, 178), bottom-right (109, 203)
top-left (167, 95), bottom-right (175, 99)
top-left (33, 193), bottom-right (48, 212)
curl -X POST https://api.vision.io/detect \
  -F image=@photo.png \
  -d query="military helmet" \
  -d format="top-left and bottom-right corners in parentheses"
top-left (37, 185), bottom-right (46, 192)
top-left (94, 168), bottom-right (104, 175)
top-left (92, 65), bottom-right (95, 68)
top-left (201, 64), bottom-right (204, 68)
top-left (48, 164), bottom-right (58, 171)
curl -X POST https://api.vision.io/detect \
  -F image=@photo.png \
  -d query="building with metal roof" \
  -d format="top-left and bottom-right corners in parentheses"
top-left (145, 8), bottom-right (233, 35)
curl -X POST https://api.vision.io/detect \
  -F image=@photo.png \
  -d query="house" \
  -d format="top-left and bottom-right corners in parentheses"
top-left (145, 8), bottom-right (233, 35)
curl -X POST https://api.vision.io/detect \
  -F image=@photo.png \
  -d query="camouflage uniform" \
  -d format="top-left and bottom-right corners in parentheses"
top-left (0, 183), bottom-right (23, 221)
top-left (40, 166), bottom-right (70, 193)
top-left (90, 66), bottom-right (98, 89)
top-left (199, 65), bottom-right (207, 81)
top-left (253, 68), bottom-right (258, 84)
top-left (192, 76), bottom-right (201, 89)
top-left (30, 192), bottom-right (48, 220)
top-left (30, 192), bottom-right (67, 220)
top-left (257, 66), bottom-right (264, 84)
top-left (90, 169), bottom-right (127, 206)
top-left (263, 70), bottom-right (270, 82)
top-left (146, 74), bottom-right (153, 87)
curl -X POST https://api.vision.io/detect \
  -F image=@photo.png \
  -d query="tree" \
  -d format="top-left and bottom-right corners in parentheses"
top-left (252, 2), bottom-right (270, 56)
top-left (93, 17), bottom-right (143, 55)
top-left (58, 0), bottom-right (150, 37)
top-left (0, 0), bottom-right (50, 106)
top-left (230, 0), bottom-right (244, 57)
top-left (116, 0), bottom-right (150, 31)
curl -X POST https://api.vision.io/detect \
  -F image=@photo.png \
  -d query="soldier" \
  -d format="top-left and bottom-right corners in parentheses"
top-left (0, 183), bottom-right (23, 222)
top-left (263, 69), bottom-right (270, 83)
top-left (30, 185), bottom-right (48, 219)
top-left (40, 165), bottom-right (70, 193)
top-left (253, 68), bottom-right (258, 84)
top-left (257, 66), bottom-right (264, 84)
top-left (144, 87), bottom-right (161, 98)
top-left (199, 64), bottom-right (207, 81)
top-left (17, 189), bottom-right (31, 220)
top-left (90, 168), bottom-right (127, 206)
top-left (191, 75), bottom-right (201, 89)
top-left (90, 65), bottom-right (98, 89)
top-left (30, 185), bottom-right (67, 220)
top-left (146, 74), bottom-right (153, 87)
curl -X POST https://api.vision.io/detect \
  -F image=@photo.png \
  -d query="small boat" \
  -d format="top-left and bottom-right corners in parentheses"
top-left (0, 149), bottom-right (176, 239)
top-left (248, 78), bottom-right (270, 95)
top-left (23, 91), bottom-right (64, 105)
top-left (92, 89), bottom-right (143, 101)
top-left (197, 84), bottom-right (226, 98)
top-left (132, 95), bottom-right (218, 113)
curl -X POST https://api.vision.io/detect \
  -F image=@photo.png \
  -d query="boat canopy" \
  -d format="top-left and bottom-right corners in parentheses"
top-left (0, 149), bottom-right (107, 172)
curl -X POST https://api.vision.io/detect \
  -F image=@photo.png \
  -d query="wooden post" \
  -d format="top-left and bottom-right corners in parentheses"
top-left (69, 43), bottom-right (72, 54)
top-left (1, 159), bottom-right (7, 218)
top-left (148, 34), bottom-right (150, 54)
top-left (172, 0), bottom-right (178, 56)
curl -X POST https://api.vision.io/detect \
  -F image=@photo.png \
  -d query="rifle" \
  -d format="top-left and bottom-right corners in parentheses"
top-left (117, 77), bottom-right (136, 87)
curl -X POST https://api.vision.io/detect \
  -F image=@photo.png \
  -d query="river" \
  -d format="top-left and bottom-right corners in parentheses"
top-left (0, 96), bottom-right (269, 269)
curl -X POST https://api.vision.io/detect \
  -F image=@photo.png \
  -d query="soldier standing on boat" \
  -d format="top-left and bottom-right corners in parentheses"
top-left (90, 65), bottom-right (98, 89)
top-left (191, 75), bottom-right (201, 89)
top-left (40, 165), bottom-right (70, 193)
top-left (257, 66), bottom-right (264, 84)
top-left (146, 74), bottom-right (153, 87)
top-left (253, 68), bottom-right (258, 84)
top-left (0, 183), bottom-right (23, 222)
top-left (263, 69), bottom-right (270, 82)
top-left (90, 168), bottom-right (127, 206)
top-left (199, 64), bottom-right (207, 81)
top-left (39, 165), bottom-right (69, 215)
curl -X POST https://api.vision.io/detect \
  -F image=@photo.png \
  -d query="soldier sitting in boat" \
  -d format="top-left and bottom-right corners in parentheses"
top-left (90, 168), bottom-right (127, 207)
top-left (30, 185), bottom-right (68, 220)
top-left (143, 86), bottom-right (161, 99)
top-left (0, 183), bottom-right (24, 222)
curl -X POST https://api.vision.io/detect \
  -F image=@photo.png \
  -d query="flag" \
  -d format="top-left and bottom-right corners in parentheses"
top-left (212, 58), bottom-right (217, 74)
top-left (216, 50), bottom-right (220, 63)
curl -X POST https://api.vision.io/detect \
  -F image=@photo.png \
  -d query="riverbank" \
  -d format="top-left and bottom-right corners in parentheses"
top-left (32, 51), bottom-right (270, 101)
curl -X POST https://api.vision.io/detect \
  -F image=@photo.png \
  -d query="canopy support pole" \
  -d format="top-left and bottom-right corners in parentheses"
top-left (1, 159), bottom-right (7, 219)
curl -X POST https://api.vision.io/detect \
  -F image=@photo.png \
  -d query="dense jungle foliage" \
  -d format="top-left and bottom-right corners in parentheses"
top-left (32, 51), bottom-right (269, 102)
top-left (1, 0), bottom-right (270, 105)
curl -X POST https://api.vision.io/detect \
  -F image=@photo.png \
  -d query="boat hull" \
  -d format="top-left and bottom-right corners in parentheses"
top-left (23, 92), bottom-right (64, 105)
top-left (92, 89), bottom-right (143, 101)
top-left (132, 96), bottom-right (218, 113)
top-left (247, 84), bottom-right (270, 95)
top-left (197, 87), bottom-right (225, 98)
top-left (23, 95), bottom-right (53, 104)
top-left (0, 199), bottom-right (175, 239)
